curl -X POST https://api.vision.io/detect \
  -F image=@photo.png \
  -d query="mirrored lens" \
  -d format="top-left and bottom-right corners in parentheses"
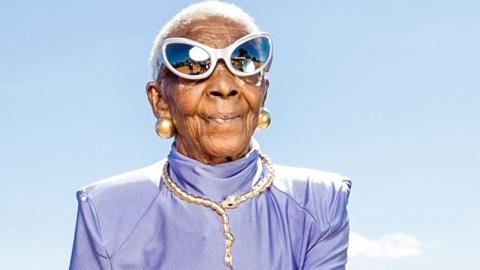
top-left (165, 43), bottom-right (211, 75)
top-left (231, 37), bottom-right (270, 74)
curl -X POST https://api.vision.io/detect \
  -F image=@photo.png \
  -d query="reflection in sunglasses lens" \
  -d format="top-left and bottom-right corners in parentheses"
top-left (165, 44), bottom-right (211, 75)
top-left (231, 37), bottom-right (270, 73)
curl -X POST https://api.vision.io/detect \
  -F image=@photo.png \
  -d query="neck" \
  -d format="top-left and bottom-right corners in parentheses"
top-left (174, 137), bottom-right (252, 165)
top-left (166, 140), bottom-right (262, 202)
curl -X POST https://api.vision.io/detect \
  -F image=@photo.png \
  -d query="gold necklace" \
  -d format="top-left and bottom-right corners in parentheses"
top-left (161, 153), bottom-right (275, 269)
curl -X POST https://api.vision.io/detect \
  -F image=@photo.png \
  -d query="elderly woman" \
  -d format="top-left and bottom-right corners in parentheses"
top-left (69, 1), bottom-right (351, 270)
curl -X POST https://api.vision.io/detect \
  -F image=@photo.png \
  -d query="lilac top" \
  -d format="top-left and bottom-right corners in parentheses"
top-left (69, 141), bottom-right (351, 270)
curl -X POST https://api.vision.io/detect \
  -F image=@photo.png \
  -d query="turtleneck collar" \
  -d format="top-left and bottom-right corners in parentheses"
top-left (166, 138), bottom-right (263, 202)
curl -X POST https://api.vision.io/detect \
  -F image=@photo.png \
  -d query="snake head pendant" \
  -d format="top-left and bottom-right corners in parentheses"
top-left (221, 195), bottom-right (239, 209)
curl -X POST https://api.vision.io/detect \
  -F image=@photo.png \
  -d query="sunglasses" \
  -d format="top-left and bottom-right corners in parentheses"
top-left (155, 32), bottom-right (272, 80)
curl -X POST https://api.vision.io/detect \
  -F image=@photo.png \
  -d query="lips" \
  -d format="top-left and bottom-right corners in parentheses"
top-left (206, 113), bottom-right (242, 124)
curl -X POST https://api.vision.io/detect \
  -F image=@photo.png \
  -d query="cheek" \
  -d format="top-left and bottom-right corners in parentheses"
top-left (164, 84), bottom-right (207, 141)
top-left (166, 84), bottom-right (203, 117)
top-left (241, 83), bottom-right (265, 112)
top-left (246, 113), bottom-right (258, 132)
top-left (243, 89), bottom-right (264, 134)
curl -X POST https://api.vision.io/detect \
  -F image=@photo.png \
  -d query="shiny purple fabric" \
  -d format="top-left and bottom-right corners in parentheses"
top-left (69, 141), bottom-right (351, 270)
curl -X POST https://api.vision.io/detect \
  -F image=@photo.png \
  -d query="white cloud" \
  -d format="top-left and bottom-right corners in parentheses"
top-left (349, 232), bottom-right (422, 259)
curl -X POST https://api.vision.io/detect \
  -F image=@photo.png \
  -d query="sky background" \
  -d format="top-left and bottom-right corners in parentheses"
top-left (0, 0), bottom-right (479, 269)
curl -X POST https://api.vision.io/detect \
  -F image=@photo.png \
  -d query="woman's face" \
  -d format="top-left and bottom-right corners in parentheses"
top-left (147, 16), bottom-right (269, 164)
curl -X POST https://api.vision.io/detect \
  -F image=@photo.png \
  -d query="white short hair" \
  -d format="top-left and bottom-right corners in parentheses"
top-left (149, 0), bottom-right (260, 79)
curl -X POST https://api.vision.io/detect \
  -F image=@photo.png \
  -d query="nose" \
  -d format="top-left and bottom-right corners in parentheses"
top-left (205, 62), bottom-right (239, 98)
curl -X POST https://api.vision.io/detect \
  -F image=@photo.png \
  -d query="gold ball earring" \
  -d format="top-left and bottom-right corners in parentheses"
top-left (257, 107), bottom-right (271, 130)
top-left (155, 117), bottom-right (175, 138)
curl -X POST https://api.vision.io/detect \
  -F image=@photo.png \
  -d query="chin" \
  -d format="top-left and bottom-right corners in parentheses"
top-left (202, 135), bottom-right (251, 160)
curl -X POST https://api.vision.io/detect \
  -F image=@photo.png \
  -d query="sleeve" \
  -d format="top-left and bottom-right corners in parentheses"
top-left (302, 179), bottom-right (352, 270)
top-left (69, 190), bottom-right (111, 270)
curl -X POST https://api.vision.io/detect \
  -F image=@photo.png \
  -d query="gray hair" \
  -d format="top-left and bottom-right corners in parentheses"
top-left (149, 0), bottom-right (260, 79)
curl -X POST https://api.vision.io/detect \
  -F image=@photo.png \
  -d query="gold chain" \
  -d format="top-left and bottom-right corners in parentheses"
top-left (161, 153), bottom-right (275, 269)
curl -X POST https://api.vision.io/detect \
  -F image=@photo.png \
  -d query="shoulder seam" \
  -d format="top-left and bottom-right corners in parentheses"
top-left (269, 184), bottom-right (319, 228)
top-left (308, 178), bottom-right (351, 251)
top-left (108, 192), bottom-right (162, 257)
top-left (77, 190), bottom-right (112, 261)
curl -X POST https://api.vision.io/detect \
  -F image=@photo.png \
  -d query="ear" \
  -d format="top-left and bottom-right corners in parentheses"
top-left (146, 80), bottom-right (171, 119)
top-left (261, 74), bottom-right (270, 107)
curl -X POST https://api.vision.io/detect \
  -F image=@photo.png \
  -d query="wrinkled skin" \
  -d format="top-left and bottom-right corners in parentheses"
top-left (146, 16), bottom-right (270, 164)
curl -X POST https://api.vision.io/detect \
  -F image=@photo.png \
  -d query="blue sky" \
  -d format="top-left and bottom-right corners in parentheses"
top-left (0, 0), bottom-right (479, 269)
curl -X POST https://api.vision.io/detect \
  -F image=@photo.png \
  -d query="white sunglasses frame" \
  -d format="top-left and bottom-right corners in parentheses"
top-left (155, 32), bottom-right (273, 80)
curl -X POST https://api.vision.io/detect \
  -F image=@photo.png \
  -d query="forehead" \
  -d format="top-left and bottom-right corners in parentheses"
top-left (167, 16), bottom-right (250, 48)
